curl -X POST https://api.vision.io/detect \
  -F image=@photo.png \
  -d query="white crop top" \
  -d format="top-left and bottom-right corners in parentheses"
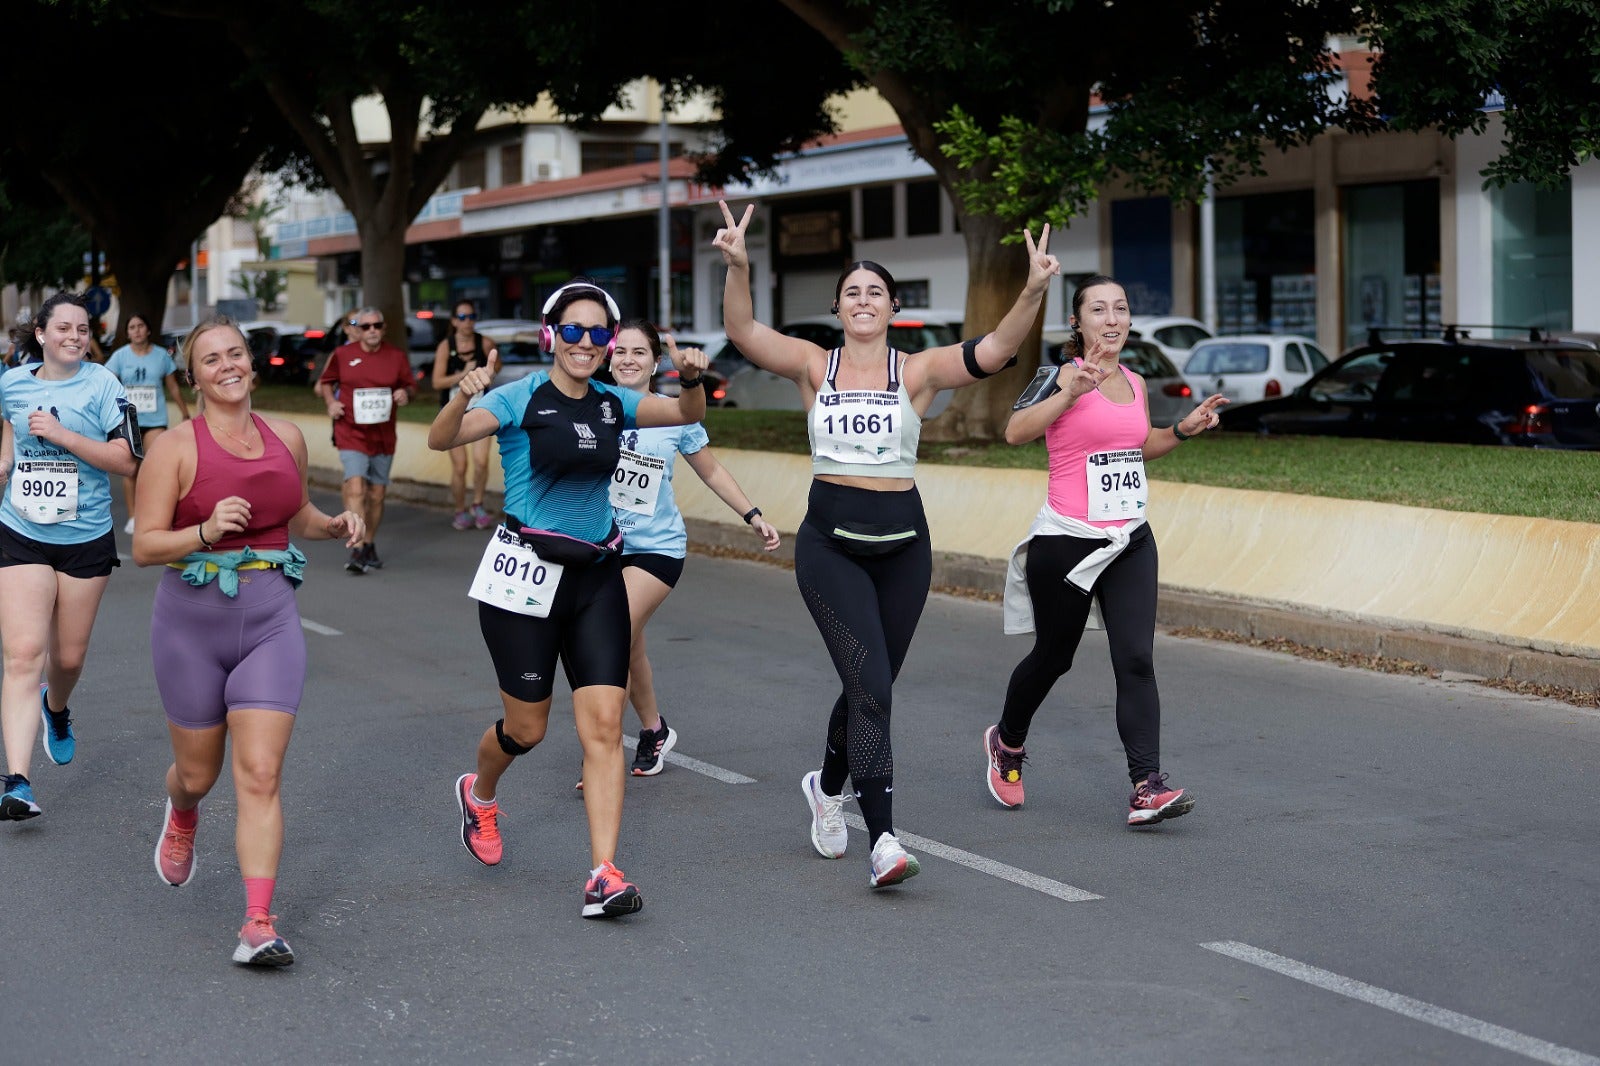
top-left (808, 348), bottom-right (922, 478)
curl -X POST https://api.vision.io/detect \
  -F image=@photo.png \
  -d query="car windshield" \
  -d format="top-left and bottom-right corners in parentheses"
top-left (1307, 351), bottom-right (1390, 402)
top-left (1118, 341), bottom-right (1178, 378)
top-left (1187, 342), bottom-right (1269, 375)
top-left (1525, 348), bottom-right (1600, 399)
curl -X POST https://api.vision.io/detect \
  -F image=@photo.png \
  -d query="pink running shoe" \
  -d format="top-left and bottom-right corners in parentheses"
top-left (583, 860), bottom-right (643, 918)
top-left (983, 725), bottom-right (1026, 809)
top-left (153, 798), bottom-right (198, 887)
top-left (455, 773), bottom-right (503, 865)
top-left (451, 510), bottom-right (473, 531)
top-left (233, 915), bottom-right (294, 966)
top-left (1128, 772), bottom-right (1196, 827)
top-left (471, 503), bottom-right (494, 530)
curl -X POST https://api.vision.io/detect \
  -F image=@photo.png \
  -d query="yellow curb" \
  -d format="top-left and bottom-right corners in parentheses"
top-left (270, 418), bottom-right (1600, 660)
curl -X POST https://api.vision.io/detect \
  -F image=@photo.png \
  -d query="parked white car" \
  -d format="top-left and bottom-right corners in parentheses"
top-left (1130, 315), bottom-right (1212, 366)
top-left (1181, 334), bottom-right (1332, 403)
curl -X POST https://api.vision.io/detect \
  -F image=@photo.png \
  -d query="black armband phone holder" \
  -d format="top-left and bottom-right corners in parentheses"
top-left (110, 398), bottom-right (144, 460)
top-left (963, 335), bottom-right (1018, 380)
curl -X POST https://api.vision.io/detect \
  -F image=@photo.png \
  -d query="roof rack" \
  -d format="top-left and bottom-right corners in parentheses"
top-left (1364, 323), bottom-right (1548, 345)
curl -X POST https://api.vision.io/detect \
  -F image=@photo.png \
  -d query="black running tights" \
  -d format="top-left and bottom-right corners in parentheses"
top-left (998, 526), bottom-right (1162, 783)
top-left (794, 482), bottom-right (931, 847)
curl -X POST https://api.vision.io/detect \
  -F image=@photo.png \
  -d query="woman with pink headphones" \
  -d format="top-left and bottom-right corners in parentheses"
top-left (428, 279), bottom-right (708, 919)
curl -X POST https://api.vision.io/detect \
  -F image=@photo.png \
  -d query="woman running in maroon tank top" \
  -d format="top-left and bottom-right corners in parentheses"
top-left (131, 315), bottom-right (364, 967)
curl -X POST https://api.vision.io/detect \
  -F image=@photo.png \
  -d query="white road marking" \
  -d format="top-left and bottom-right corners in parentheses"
top-left (844, 812), bottom-right (1102, 902)
top-left (300, 619), bottom-right (343, 636)
top-left (619, 734), bottom-right (755, 784)
top-left (1202, 941), bottom-right (1600, 1066)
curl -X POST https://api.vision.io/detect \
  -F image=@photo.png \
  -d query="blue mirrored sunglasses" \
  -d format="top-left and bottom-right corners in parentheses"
top-left (557, 323), bottom-right (614, 346)
top-left (455, 312), bottom-right (477, 320)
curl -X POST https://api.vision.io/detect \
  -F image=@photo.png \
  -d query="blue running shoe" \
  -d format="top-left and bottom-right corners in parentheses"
top-left (40, 683), bottom-right (75, 766)
top-left (1, 775), bottom-right (41, 821)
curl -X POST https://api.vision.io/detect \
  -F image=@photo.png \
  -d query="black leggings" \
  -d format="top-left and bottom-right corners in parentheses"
top-left (999, 525), bottom-right (1162, 783)
top-left (794, 481), bottom-right (931, 846)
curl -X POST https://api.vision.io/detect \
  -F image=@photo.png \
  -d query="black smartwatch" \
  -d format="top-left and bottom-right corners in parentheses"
top-left (679, 375), bottom-right (704, 389)
top-left (742, 507), bottom-right (762, 525)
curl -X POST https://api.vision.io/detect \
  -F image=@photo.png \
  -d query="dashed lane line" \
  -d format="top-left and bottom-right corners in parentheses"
top-left (843, 812), bottom-right (1102, 902)
top-left (300, 618), bottom-right (343, 636)
top-left (1202, 941), bottom-right (1600, 1066)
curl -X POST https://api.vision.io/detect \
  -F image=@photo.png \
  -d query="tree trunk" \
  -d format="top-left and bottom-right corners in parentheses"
top-left (356, 209), bottom-right (409, 355)
top-left (106, 253), bottom-right (177, 346)
top-left (922, 210), bottom-right (1042, 441)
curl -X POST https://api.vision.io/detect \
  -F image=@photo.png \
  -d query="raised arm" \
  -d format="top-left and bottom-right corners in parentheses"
top-left (636, 336), bottom-right (708, 428)
top-left (713, 200), bottom-right (823, 385)
top-left (916, 225), bottom-right (1061, 395)
top-left (429, 364), bottom-right (502, 450)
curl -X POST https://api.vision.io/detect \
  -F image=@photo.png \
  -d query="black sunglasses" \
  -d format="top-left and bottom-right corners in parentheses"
top-left (358, 322), bottom-right (384, 331)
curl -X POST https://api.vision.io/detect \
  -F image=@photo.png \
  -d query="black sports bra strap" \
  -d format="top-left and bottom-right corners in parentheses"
top-left (825, 348), bottom-right (841, 388)
top-left (887, 348), bottom-right (901, 390)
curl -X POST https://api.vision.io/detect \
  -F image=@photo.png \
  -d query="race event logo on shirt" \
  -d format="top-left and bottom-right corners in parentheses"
top-left (573, 423), bottom-right (597, 450)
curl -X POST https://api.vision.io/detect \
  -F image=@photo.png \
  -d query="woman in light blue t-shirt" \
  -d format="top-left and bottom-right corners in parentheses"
top-left (105, 312), bottom-right (190, 533)
top-left (595, 320), bottom-right (779, 780)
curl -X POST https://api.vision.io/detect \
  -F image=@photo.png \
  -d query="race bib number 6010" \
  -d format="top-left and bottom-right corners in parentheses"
top-left (467, 526), bottom-right (564, 617)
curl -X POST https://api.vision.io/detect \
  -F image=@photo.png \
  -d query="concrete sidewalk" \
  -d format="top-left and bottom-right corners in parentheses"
top-left (282, 414), bottom-right (1600, 696)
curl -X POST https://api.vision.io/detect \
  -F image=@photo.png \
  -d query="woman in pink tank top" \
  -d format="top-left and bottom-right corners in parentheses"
top-left (983, 276), bottom-right (1227, 831)
top-left (131, 316), bottom-right (364, 967)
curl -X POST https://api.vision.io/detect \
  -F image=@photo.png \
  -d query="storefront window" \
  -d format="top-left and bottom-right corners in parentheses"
top-left (1492, 180), bottom-right (1571, 332)
top-left (1111, 198), bottom-right (1173, 316)
top-left (1342, 180), bottom-right (1440, 347)
top-left (1215, 191), bottom-right (1315, 337)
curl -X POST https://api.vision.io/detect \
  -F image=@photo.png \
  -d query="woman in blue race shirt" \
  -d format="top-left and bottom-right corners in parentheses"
top-left (0, 294), bottom-right (139, 821)
top-left (582, 320), bottom-right (779, 784)
top-left (429, 281), bottom-right (709, 919)
top-left (105, 311), bottom-right (190, 533)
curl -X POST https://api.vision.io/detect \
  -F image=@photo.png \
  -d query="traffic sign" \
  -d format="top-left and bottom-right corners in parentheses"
top-left (84, 286), bottom-right (112, 317)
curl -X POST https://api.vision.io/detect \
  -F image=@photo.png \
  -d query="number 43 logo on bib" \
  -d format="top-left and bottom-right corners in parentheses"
top-left (468, 526), bottom-right (564, 617)
top-left (1086, 449), bottom-right (1147, 520)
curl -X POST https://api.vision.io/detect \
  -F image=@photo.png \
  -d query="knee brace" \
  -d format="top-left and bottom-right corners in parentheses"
top-left (495, 718), bottom-right (534, 756)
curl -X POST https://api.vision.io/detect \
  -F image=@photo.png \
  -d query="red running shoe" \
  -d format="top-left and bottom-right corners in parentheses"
top-left (983, 725), bottom-right (1027, 809)
top-left (153, 798), bottom-right (198, 887)
top-left (456, 773), bottom-right (503, 865)
top-left (1128, 772), bottom-right (1196, 827)
top-left (583, 860), bottom-right (643, 919)
top-left (233, 915), bottom-right (294, 967)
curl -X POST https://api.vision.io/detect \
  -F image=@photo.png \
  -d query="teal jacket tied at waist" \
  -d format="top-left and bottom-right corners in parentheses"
top-left (175, 545), bottom-right (307, 597)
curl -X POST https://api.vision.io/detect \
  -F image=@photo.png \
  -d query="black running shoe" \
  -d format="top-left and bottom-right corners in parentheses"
top-left (364, 542), bottom-right (383, 570)
top-left (345, 546), bottom-right (367, 574)
top-left (630, 720), bottom-right (677, 776)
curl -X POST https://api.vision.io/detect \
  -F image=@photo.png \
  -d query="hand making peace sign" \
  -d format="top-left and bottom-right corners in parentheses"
top-left (713, 200), bottom-right (754, 270)
top-left (1022, 224), bottom-right (1062, 294)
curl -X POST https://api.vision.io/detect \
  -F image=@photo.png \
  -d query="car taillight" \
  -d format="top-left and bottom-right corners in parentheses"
top-left (1263, 379), bottom-right (1282, 398)
top-left (305, 329), bottom-right (325, 339)
top-left (711, 387), bottom-right (726, 401)
top-left (269, 355), bottom-right (285, 366)
top-left (1508, 404), bottom-right (1553, 435)
top-left (1161, 382), bottom-right (1192, 398)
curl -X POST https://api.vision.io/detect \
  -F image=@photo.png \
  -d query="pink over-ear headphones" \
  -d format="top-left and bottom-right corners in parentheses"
top-left (540, 282), bottom-right (623, 356)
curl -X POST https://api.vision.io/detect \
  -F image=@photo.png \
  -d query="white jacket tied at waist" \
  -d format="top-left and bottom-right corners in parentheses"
top-left (1002, 505), bottom-right (1147, 635)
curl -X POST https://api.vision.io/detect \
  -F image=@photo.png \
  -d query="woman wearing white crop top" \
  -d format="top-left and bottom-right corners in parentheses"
top-left (984, 274), bottom-right (1227, 828)
top-left (714, 198), bottom-right (1059, 889)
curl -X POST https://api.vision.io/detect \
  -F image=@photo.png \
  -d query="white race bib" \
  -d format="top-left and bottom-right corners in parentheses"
top-left (1085, 449), bottom-right (1148, 520)
top-left (609, 448), bottom-right (665, 516)
top-left (352, 387), bottom-right (393, 425)
top-left (467, 526), bottom-right (564, 618)
top-left (125, 385), bottom-right (159, 415)
top-left (10, 460), bottom-right (79, 524)
top-left (811, 390), bottom-right (902, 465)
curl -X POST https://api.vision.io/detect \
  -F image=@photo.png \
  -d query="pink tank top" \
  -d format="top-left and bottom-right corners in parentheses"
top-left (1044, 364), bottom-right (1150, 528)
top-left (174, 415), bottom-right (303, 551)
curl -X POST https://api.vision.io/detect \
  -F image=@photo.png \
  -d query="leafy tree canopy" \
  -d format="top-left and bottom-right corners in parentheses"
top-left (1368, 0), bottom-right (1600, 189)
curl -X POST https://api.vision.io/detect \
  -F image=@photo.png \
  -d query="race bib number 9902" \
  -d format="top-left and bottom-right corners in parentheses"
top-left (10, 460), bottom-right (79, 524)
top-left (1085, 448), bottom-right (1148, 520)
top-left (467, 526), bottom-right (564, 617)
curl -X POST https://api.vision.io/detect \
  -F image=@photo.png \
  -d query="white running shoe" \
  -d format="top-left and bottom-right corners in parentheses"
top-left (868, 832), bottom-right (920, 889)
top-left (801, 770), bottom-right (848, 858)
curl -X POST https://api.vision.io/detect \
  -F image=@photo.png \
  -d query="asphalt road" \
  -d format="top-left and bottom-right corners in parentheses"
top-left (2, 495), bottom-right (1597, 1065)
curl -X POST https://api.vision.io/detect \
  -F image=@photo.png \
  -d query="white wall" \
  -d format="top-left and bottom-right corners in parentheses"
top-left (1572, 165), bottom-right (1600, 332)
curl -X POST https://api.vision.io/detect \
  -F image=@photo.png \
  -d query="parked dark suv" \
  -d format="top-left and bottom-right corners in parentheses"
top-left (1219, 330), bottom-right (1600, 450)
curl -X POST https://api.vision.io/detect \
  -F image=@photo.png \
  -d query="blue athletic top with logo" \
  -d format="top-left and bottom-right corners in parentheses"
top-left (104, 345), bottom-right (177, 428)
top-left (472, 372), bottom-right (641, 543)
top-left (612, 400), bottom-right (709, 558)
top-left (0, 361), bottom-right (128, 543)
